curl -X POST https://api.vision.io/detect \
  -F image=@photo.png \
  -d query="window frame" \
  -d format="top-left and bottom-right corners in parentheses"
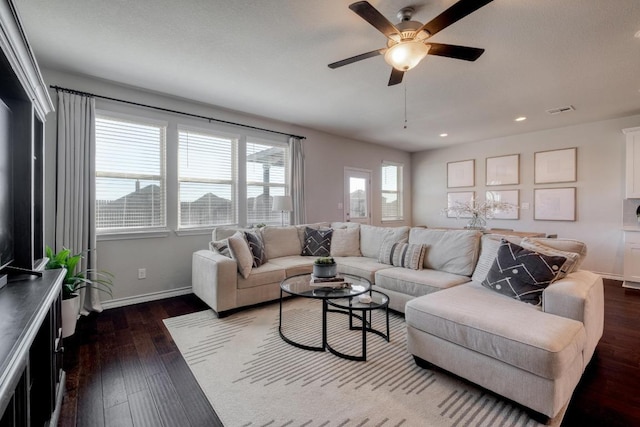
top-left (381, 161), bottom-right (404, 222)
top-left (177, 125), bottom-right (239, 229)
top-left (95, 111), bottom-right (168, 237)
top-left (245, 137), bottom-right (290, 227)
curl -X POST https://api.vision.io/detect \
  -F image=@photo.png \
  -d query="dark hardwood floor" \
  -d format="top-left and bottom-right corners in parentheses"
top-left (59, 279), bottom-right (640, 427)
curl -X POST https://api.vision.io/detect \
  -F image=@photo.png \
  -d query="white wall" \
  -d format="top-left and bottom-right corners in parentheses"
top-left (42, 69), bottom-right (411, 305)
top-left (412, 114), bottom-right (640, 277)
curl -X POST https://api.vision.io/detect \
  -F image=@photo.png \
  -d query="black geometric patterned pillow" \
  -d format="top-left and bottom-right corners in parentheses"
top-left (301, 227), bottom-right (333, 257)
top-left (481, 239), bottom-right (566, 306)
top-left (244, 231), bottom-right (267, 268)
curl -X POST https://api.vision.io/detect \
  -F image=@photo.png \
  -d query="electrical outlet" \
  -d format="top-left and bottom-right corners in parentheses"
top-left (138, 268), bottom-right (146, 279)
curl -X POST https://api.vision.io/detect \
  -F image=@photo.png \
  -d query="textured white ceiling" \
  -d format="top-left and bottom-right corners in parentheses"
top-left (15, 0), bottom-right (640, 151)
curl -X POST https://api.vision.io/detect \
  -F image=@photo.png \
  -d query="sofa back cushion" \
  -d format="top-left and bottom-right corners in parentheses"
top-left (408, 228), bottom-right (482, 276)
top-left (360, 225), bottom-right (410, 259)
top-left (213, 226), bottom-right (252, 241)
top-left (261, 226), bottom-right (302, 259)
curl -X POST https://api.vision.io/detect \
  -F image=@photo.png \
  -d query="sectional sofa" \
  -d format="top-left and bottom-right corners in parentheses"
top-left (191, 222), bottom-right (603, 419)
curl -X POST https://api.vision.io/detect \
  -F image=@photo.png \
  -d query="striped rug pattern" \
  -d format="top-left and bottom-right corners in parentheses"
top-left (164, 298), bottom-right (556, 427)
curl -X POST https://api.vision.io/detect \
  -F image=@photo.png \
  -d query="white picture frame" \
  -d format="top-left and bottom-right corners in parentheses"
top-left (486, 190), bottom-right (519, 220)
top-left (447, 191), bottom-right (474, 218)
top-left (534, 187), bottom-right (576, 221)
top-left (486, 154), bottom-right (519, 186)
top-left (447, 159), bottom-right (475, 188)
top-left (534, 147), bottom-right (577, 184)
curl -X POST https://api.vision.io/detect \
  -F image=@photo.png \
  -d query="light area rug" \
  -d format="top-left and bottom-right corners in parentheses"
top-left (164, 297), bottom-right (562, 427)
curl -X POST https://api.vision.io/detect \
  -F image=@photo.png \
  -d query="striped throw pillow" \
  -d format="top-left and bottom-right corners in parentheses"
top-left (378, 241), bottom-right (426, 270)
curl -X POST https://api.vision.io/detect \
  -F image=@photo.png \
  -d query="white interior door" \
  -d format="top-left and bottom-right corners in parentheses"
top-left (344, 168), bottom-right (371, 224)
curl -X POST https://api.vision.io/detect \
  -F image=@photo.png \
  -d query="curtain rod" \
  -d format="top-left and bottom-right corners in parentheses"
top-left (49, 85), bottom-right (306, 140)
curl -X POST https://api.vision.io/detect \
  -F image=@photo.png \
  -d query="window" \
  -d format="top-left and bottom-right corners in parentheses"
top-left (381, 162), bottom-right (403, 221)
top-left (178, 129), bottom-right (236, 228)
top-left (95, 115), bottom-right (166, 233)
top-left (246, 140), bottom-right (289, 226)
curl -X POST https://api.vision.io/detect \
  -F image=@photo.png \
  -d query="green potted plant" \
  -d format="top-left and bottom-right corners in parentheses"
top-left (45, 246), bottom-right (114, 338)
top-left (313, 256), bottom-right (337, 278)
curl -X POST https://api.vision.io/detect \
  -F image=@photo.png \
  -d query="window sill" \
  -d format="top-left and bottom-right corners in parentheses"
top-left (97, 229), bottom-right (171, 241)
top-left (175, 228), bottom-right (214, 237)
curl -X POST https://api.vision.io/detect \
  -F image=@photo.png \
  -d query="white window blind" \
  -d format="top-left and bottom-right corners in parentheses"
top-left (178, 129), bottom-right (236, 228)
top-left (247, 140), bottom-right (289, 226)
top-left (95, 115), bottom-right (166, 233)
top-left (381, 162), bottom-right (403, 221)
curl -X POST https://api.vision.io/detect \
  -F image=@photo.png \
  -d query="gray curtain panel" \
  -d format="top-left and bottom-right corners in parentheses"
top-left (289, 136), bottom-right (305, 225)
top-left (55, 91), bottom-right (102, 314)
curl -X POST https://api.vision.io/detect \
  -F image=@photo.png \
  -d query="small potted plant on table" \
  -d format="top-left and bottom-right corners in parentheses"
top-left (45, 246), bottom-right (114, 338)
top-left (313, 256), bottom-right (337, 278)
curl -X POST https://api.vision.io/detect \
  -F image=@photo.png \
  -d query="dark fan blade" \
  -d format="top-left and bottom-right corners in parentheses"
top-left (427, 43), bottom-right (485, 61)
top-left (388, 68), bottom-right (404, 86)
top-left (418, 0), bottom-right (494, 38)
top-left (328, 48), bottom-right (385, 69)
top-left (349, 1), bottom-right (401, 40)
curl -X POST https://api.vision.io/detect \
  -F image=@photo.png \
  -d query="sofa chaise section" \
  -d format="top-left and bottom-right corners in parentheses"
top-left (406, 269), bottom-right (604, 418)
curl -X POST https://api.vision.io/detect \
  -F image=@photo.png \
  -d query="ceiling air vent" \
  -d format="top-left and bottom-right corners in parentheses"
top-left (546, 105), bottom-right (575, 115)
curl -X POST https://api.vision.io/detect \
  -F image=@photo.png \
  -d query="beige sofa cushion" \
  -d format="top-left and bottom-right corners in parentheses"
top-left (268, 255), bottom-right (315, 277)
top-left (334, 256), bottom-right (393, 283)
top-left (471, 234), bottom-right (523, 283)
top-left (409, 228), bottom-right (481, 276)
top-left (405, 282), bottom-right (587, 379)
top-left (237, 262), bottom-right (285, 290)
top-left (375, 267), bottom-right (469, 298)
top-left (359, 224), bottom-right (410, 259)
top-left (331, 227), bottom-right (362, 257)
top-left (262, 226), bottom-right (302, 259)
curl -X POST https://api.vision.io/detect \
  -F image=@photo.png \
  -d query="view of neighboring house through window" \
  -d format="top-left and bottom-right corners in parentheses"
top-left (95, 114), bottom-right (166, 233)
top-left (381, 161), bottom-right (403, 221)
top-left (178, 129), bottom-right (236, 228)
top-left (247, 140), bottom-right (289, 226)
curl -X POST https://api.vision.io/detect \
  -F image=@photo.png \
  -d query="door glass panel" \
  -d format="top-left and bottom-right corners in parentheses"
top-left (349, 177), bottom-right (368, 219)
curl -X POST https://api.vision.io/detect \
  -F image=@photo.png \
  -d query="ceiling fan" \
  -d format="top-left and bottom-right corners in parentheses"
top-left (328, 0), bottom-right (494, 86)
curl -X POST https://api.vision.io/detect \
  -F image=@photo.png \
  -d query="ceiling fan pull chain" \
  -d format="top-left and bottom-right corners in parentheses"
top-left (404, 80), bottom-right (408, 129)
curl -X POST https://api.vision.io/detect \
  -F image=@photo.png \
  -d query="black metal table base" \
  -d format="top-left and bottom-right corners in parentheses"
top-left (279, 289), bottom-right (390, 361)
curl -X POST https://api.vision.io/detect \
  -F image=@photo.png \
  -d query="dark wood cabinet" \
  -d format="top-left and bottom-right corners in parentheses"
top-left (0, 270), bottom-right (65, 427)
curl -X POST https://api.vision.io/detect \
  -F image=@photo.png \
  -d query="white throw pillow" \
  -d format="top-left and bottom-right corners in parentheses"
top-left (330, 227), bottom-right (362, 257)
top-left (227, 231), bottom-right (253, 279)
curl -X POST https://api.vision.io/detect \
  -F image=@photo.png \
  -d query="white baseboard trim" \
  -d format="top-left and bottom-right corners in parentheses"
top-left (101, 286), bottom-right (194, 310)
top-left (591, 271), bottom-right (623, 281)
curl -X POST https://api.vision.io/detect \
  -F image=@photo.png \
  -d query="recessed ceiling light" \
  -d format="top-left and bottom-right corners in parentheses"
top-left (515, 116), bottom-right (527, 122)
top-left (440, 133), bottom-right (448, 137)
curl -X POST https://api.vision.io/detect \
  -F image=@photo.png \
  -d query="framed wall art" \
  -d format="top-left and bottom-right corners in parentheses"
top-left (534, 147), bottom-right (577, 184)
top-left (486, 154), bottom-right (519, 186)
top-left (447, 191), bottom-right (474, 218)
top-left (534, 187), bottom-right (576, 221)
top-left (486, 190), bottom-right (519, 220)
top-left (447, 159), bottom-right (475, 188)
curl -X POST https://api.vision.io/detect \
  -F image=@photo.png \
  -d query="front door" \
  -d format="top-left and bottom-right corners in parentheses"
top-left (344, 168), bottom-right (371, 224)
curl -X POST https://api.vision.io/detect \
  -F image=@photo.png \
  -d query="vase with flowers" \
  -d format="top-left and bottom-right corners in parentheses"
top-left (442, 197), bottom-right (517, 230)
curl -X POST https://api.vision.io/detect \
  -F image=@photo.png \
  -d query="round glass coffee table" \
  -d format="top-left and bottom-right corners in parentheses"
top-left (279, 273), bottom-right (371, 358)
top-left (326, 290), bottom-right (390, 361)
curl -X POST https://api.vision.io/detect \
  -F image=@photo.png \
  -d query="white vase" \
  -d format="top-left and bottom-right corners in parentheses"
top-left (61, 295), bottom-right (80, 338)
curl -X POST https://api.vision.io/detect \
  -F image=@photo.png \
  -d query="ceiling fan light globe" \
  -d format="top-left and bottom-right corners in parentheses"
top-left (384, 41), bottom-right (430, 71)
